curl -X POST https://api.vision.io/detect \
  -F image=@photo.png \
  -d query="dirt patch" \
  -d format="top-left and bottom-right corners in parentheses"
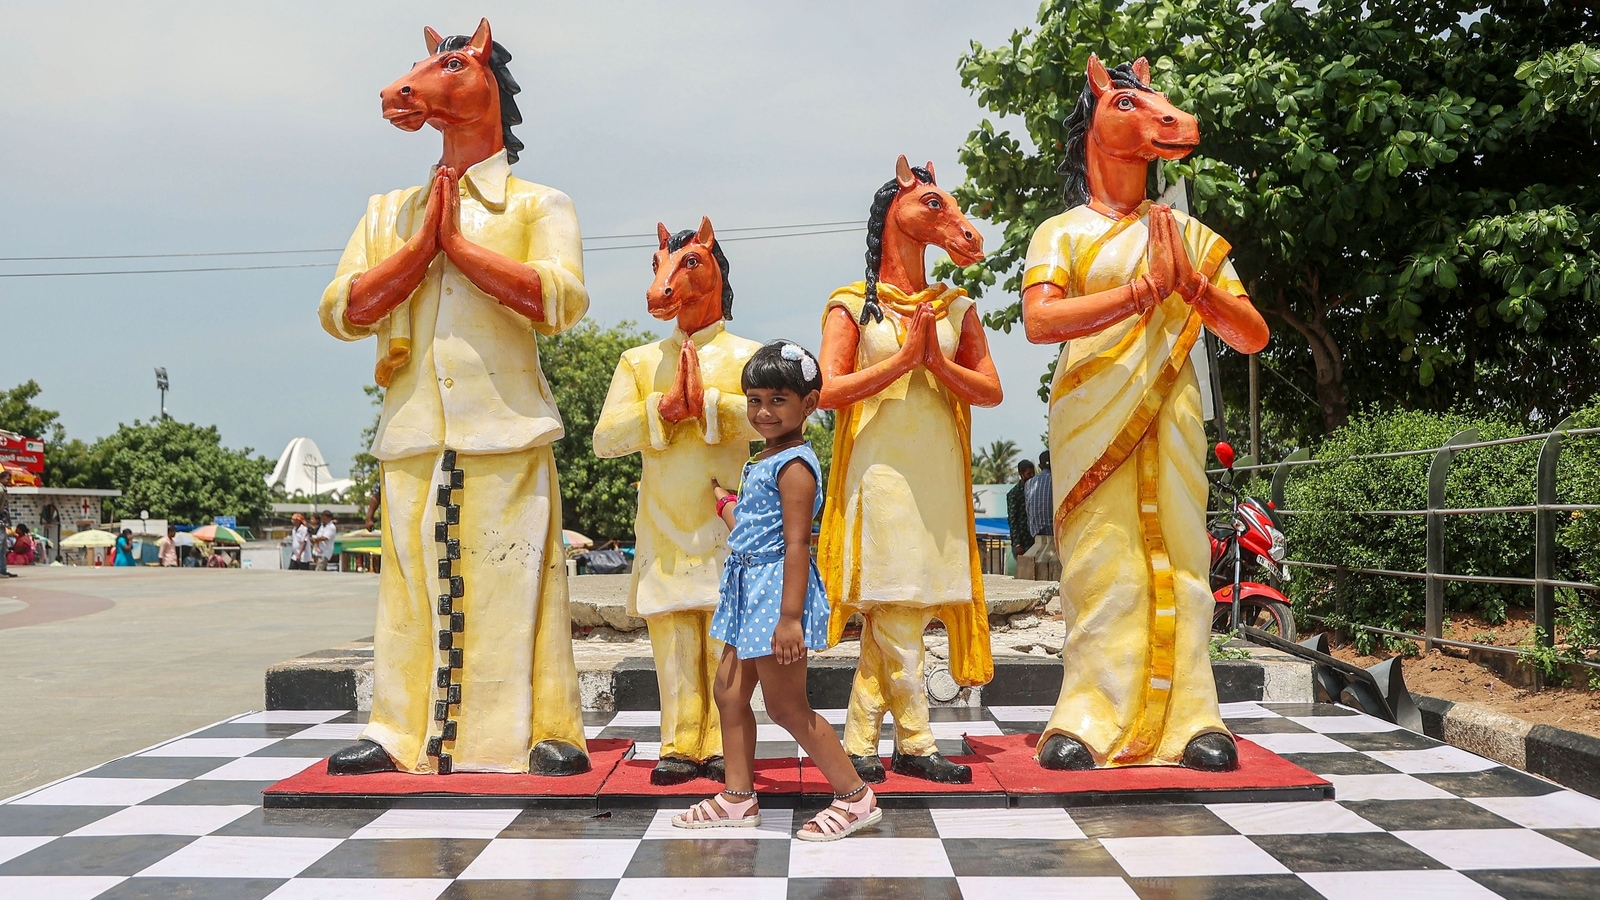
top-left (1320, 608), bottom-right (1600, 739)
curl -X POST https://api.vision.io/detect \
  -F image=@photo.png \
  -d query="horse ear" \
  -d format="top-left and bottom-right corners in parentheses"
top-left (468, 18), bottom-right (492, 57)
top-left (423, 26), bottom-right (444, 54)
top-left (924, 161), bottom-right (937, 184)
top-left (1132, 56), bottom-right (1151, 85)
top-left (695, 216), bottom-right (716, 249)
top-left (656, 222), bottom-right (671, 251)
top-left (895, 155), bottom-right (916, 190)
top-left (1087, 53), bottom-right (1112, 97)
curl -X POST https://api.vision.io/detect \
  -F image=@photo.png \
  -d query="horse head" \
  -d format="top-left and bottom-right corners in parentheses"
top-left (647, 217), bottom-right (731, 333)
top-left (381, 19), bottom-right (524, 164)
top-left (1085, 54), bottom-right (1198, 163)
top-left (885, 155), bottom-right (983, 268)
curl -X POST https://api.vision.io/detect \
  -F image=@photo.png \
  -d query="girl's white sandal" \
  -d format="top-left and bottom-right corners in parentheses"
top-left (671, 792), bottom-right (762, 829)
top-left (796, 785), bottom-right (881, 842)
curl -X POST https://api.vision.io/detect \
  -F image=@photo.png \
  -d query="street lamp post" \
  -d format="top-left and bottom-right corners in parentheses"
top-left (154, 368), bottom-right (169, 420)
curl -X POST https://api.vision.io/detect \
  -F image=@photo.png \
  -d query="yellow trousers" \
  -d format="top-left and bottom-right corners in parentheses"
top-left (362, 447), bottom-right (586, 773)
top-left (843, 606), bottom-right (937, 757)
top-left (646, 610), bottom-right (723, 762)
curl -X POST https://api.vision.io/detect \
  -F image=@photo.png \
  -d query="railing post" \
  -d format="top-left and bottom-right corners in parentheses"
top-left (1535, 416), bottom-right (1574, 648)
top-left (1427, 429), bottom-right (1478, 651)
top-left (1271, 448), bottom-right (1310, 511)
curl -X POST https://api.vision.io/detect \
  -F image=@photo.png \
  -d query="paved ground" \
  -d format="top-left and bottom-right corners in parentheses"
top-left (0, 567), bottom-right (377, 798)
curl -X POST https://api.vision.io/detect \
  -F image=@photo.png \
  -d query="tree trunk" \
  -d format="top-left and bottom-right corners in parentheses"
top-left (1271, 288), bottom-right (1349, 434)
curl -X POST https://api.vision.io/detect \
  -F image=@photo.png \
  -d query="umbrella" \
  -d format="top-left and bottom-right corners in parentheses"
top-left (0, 462), bottom-right (39, 487)
top-left (191, 524), bottom-right (246, 544)
top-left (173, 532), bottom-right (197, 547)
top-left (60, 529), bottom-right (117, 549)
top-left (562, 529), bottom-right (593, 549)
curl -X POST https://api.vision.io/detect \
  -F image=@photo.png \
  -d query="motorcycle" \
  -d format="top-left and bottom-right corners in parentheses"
top-left (1208, 441), bottom-right (1296, 639)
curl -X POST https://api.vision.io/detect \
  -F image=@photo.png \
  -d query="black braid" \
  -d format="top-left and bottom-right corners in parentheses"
top-left (861, 165), bottom-right (934, 325)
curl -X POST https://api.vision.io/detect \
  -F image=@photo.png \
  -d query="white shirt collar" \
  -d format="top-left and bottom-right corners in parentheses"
top-left (432, 149), bottom-right (511, 209)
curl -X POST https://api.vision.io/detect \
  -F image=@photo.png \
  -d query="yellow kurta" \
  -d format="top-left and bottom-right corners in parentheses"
top-left (592, 321), bottom-right (761, 762)
top-left (319, 150), bottom-right (589, 774)
top-left (1023, 202), bottom-right (1247, 767)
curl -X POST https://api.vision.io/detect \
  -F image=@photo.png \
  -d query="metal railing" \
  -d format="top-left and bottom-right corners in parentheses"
top-left (1215, 419), bottom-right (1600, 655)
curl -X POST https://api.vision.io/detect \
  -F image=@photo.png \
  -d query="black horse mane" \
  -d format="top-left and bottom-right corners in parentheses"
top-left (437, 35), bottom-right (525, 164)
top-left (861, 165), bottom-right (934, 325)
top-left (1058, 61), bottom-right (1155, 209)
top-left (667, 229), bottom-right (734, 321)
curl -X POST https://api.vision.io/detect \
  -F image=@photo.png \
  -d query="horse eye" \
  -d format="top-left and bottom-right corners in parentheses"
top-left (1117, 96), bottom-right (1135, 110)
top-left (446, 58), bottom-right (463, 70)
top-left (685, 257), bottom-right (699, 268)
top-left (651, 257), bottom-right (659, 271)
top-left (926, 197), bottom-right (943, 209)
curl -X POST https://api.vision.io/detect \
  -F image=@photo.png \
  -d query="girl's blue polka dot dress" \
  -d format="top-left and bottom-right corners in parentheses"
top-left (710, 442), bottom-right (831, 659)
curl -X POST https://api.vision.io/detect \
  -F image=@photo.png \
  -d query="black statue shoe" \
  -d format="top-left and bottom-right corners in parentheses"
top-left (529, 740), bottom-right (592, 776)
top-left (326, 740), bottom-right (398, 776)
top-left (849, 753), bottom-right (887, 784)
top-left (701, 756), bottom-right (726, 783)
top-left (1036, 734), bottom-right (1096, 771)
top-left (650, 756), bottom-right (701, 786)
top-left (890, 750), bottom-right (973, 784)
top-left (1182, 732), bottom-right (1239, 772)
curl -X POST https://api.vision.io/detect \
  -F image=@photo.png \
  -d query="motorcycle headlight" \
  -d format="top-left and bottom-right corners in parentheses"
top-left (1269, 528), bottom-right (1287, 562)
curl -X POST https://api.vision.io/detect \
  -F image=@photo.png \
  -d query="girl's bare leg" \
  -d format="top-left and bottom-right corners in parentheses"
top-left (754, 654), bottom-right (865, 795)
top-left (713, 645), bottom-right (760, 802)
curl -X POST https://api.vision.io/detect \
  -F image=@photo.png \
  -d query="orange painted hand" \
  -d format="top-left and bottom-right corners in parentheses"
top-left (659, 340), bottom-right (705, 424)
top-left (1144, 204), bottom-right (1182, 306)
top-left (772, 615), bottom-right (806, 665)
top-left (900, 303), bottom-right (936, 370)
top-left (436, 167), bottom-right (463, 255)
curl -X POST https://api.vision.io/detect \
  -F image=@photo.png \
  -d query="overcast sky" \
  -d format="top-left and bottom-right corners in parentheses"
top-left (0, 0), bottom-right (1059, 474)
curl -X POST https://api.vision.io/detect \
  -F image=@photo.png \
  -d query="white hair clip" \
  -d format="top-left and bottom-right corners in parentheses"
top-left (780, 343), bottom-right (819, 382)
top-left (780, 343), bottom-right (804, 361)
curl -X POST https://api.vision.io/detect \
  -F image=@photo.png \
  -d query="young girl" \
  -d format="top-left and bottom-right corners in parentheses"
top-left (673, 341), bottom-right (881, 841)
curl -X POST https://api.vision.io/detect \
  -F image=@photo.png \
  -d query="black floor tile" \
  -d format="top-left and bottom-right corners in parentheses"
top-left (501, 808), bottom-right (657, 839)
top-left (0, 804), bottom-right (116, 836)
top-left (755, 741), bottom-right (800, 759)
top-left (1327, 730), bottom-right (1442, 751)
top-left (1538, 827), bottom-right (1600, 862)
top-left (597, 727), bottom-right (659, 742)
top-left (623, 837), bottom-right (789, 877)
top-left (926, 707), bottom-right (991, 722)
top-left (1249, 831), bottom-right (1448, 872)
top-left (0, 834), bottom-right (196, 876)
top-left (299, 837), bottom-right (489, 878)
top-left (1128, 874), bottom-right (1324, 899)
top-left (190, 723), bottom-right (313, 739)
top-left (942, 837), bottom-right (1125, 877)
top-left (1071, 805), bottom-right (1236, 838)
top-left (1417, 767), bottom-right (1564, 798)
top-left (1226, 717), bottom-right (1313, 735)
top-left (786, 877), bottom-right (963, 899)
top-left (1262, 703), bottom-right (1358, 717)
top-left (213, 807), bottom-right (384, 838)
top-left (95, 877), bottom-right (285, 899)
top-left (144, 780), bottom-right (274, 806)
top-left (439, 879), bottom-right (618, 899)
top-left (792, 807), bottom-right (937, 838)
top-left (998, 722), bottom-right (1047, 735)
top-left (86, 756), bottom-right (229, 780)
top-left (1340, 799), bottom-right (1520, 831)
top-left (249, 739), bottom-right (351, 758)
top-left (328, 711), bottom-right (369, 724)
top-left (1466, 867), bottom-right (1600, 899)
top-left (1278, 752), bottom-right (1398, 776)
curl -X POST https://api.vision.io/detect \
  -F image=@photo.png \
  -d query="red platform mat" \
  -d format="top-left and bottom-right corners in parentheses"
top-left (967, 734), bottom-right (1330, 798)
top-left (262, 739), bottom-right (631, 799)
top-left (799, 754), bottom-right (1004, 796)
top-left (599, 757), bottom-right (802, 799)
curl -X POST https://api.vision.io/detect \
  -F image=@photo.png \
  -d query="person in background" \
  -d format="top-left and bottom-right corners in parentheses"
top-left (288, 513), bottom-right (311, 570)
top-left (364, 483), bottom-right (381, 532)
top-left (1007, 459), bottom-right (1036, 563)
top-left (312, 511), bottom-right (338, 571)
top-left (0, 482), bottom-right (12, 577)
top-left (1025, 450), bottom-right (1054, 547)
top-left (158, 526), bottom-right (179, 568)
top-left (114, 528), bottom-right (136, 567)
top-left (6, 523), bottom-right (36, 568)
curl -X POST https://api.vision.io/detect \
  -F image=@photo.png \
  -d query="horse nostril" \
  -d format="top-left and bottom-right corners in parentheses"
top-left (662, 287), bottom-right (672, 297)
top-left (1162, 115), bottom-right (1174, 124)
top-left (400, 85), bottom-right (412, 95)
top-left (964, 230), bottom-right (974, 240)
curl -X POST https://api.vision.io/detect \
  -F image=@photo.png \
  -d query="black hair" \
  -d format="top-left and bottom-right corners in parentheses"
top-left (666, 229), bottom-right (734, 321)
top-left (861, 164), bottom-right (935, 325)
top-left (742, 340), bottom-right (823, 396)
top-left (1058, 61), bottom-right (1155, 209)
top-left (1018, 459), bottom-right (1036, 473)
top-left (1039, 449), bottom-right (1051, 468)
top-left (436, 35), bottom-right (525, 164)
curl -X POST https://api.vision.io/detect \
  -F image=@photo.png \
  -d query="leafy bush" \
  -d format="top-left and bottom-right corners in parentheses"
top-left (1556, 397), bottom-right (1600, 585)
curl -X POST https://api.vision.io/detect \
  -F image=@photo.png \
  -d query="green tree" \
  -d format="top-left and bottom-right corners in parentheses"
top-left (537, 320), bottom-right (658, 541)
top-left (953, 1), bottom-right (1600, 446)
top-left (94, 419), bottom-right (274, 523)
top-left (0, 380), bottom-right (110, 488)
top-left (0, 380), bottom-right (62, 441)
top-left (346, 384), bottom-right (383, 515)
top-left (805, 410), bottom-right (835, 496)
top-left (972, 439), bottom-right (1022, 484)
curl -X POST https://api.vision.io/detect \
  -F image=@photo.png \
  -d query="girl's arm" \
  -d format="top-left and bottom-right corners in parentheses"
top-left (712, 478), bottom-right (738, 530)
top-left (772, 459), bottom-right (818, 665)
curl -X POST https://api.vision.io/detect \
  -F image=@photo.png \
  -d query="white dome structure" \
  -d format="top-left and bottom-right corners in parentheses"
top-left (267, 437), bottom-right (354, 500)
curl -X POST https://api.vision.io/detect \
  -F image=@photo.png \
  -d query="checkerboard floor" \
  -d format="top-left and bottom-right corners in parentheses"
top-left (5, 702), bottom-right (1600, 898)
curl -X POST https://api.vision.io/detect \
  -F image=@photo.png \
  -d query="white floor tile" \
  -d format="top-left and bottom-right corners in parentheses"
top-left (1366, 746), bottom-right (1499, 774)
top-left (1287, 715), bottom-right (1404, 734)
top-left (815, 709), bottom-right (849, 725)
top-left (630, 742), bottom-right (662, 761)
top-left (958, 876), bottom-right (1139, 900)
top-left (583, 725), bottom-right (606, 739)
top-left (1395, 828), bottom-right (1600, 870)
top-left (1219, 701), bottom-right (1280, 719)
top-left (1324, 774), bottom-right (1455, 802)
top-left (232, 711), bottom-right (347, 725)
top-left (196, 757), bottom-right (323, 782)
top-left (933, 807), bottom-right (1085, 840)
top-left (351, 808), bottom-right (521, 840)
top-left (69, 804), bottom-right (255, 836)
top-left (287, 723), bottom-right (367, 741)
top-left (607, 711), bottom-right (662, 728)
top-left (1204, 801), bottom-right (1381, 835)
top-left (137, 835), bottom-right (342, 878)
top-left (931, 720), bottom-right (1003, 739)
top-left (1469, 790), bottom-right (1600, 829)
top-left (612, 877), bottom-right (789, 899)
top-left (265, 878), bottom-right (452, 899)
top-left (1244, 732), bottom-right (1355, 755)
top-left (458, 838), bottom-right (640, 879)
top-left (10, 777), bottom-right (187, 807)
top-left (0, 836), bottom-right (54, 865)
top-left (139, 738), bottom-right (280, 758)
top-left (643, 808), bottom-right (793, 840)
top-left (0, 876), bottom-right (128, 900)
top-left (788, 836), bottom-right (955, 878)
top-left (986, 705), bottom-right (1055, 722)
top-left (1099, 835), bottom-right (1291, 878)
top-left (1298, 869), bottom-right (1504, 899)
top-left (755, 724), bottom-right (793, 742)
